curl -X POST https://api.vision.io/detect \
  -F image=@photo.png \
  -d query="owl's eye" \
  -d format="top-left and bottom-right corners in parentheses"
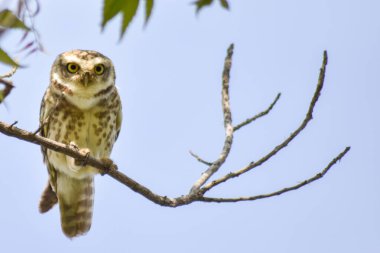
top-left (67, 63), bottom-right (79, 73)
top-left (94, 64), bottom-right (105, 75)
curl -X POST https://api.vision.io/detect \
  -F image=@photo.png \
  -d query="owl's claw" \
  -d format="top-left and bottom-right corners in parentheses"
top-left (99, 158), bottom-right (117, 175)
top-left (69, 142), bottom-right (90, 166)
top-left (69, 141), bottom-right (79, 151)
top-left (77, 149), bottom-right (91, 166)
top-left (75, 148), bottom-right (90, 166)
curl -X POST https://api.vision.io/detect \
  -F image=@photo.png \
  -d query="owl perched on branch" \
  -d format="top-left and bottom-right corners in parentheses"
top-left (38, 50), bottom-right (122, 238)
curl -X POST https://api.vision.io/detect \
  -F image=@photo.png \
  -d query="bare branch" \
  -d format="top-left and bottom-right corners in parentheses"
top-left (233, 92), bottom-right (281, 131)
top-left (190, 43), bottom-right (235, 194)
top-left (0, 118), bottom-right (350, 207)
top-left (0, 120), bottom-right (179, 206)
top-left (10, 121), bottom-right (18, 127)
top-left (199, 146), bottom-right (350, 203)
top-left (189, 150), bottom-right (213, 166)
top-left (201, 51), bottom-right (328, 194)
top-left (0, 47), bottom-right (349, 209)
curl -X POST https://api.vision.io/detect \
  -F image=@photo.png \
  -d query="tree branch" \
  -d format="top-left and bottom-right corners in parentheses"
top-left (0, 47), bottom-right (349, 208)
top-left (190, 92), bottom-right (281, 167)
top-left (233, 92), bottom-right (281, 131)
top-left (198, 146), bottom-right (350, 203)
top-left (189, 44), bottom-right (235, 194)
top-left (0, 120), bottom-right (177, 206)
top-left (200, 51), bottom-right (329, 194)
top-left (189, 150), bottom-right (213, 166)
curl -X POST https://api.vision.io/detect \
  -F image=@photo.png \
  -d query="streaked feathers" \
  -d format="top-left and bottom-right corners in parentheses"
top-left (39, 50), bottom-right (121, 238)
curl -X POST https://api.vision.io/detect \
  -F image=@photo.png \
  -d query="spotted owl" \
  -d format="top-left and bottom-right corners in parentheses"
top-left (38, 50), bottom-right (122, 238)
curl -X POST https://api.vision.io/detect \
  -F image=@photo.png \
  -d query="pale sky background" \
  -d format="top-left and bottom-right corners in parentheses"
top-left (0, 0), bottom-right (379, 252)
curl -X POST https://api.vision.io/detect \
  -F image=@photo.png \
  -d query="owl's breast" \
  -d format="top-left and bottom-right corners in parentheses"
top-left (86, 107), bottom-right (119, 158)
top-left (46, 101), bottom-right (119, 178)
top-left (50, 107), bottom-right (116, 154)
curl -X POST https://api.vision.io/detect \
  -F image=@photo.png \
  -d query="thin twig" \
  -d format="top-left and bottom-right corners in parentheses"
top-left (22, 0), bottom-right (43, 52)
top-left (10, 121), bottom-right (18, 127)
top-left (189, 150), bottom-right (213, 166)
top-left (0, 67), bottom-right (18, 79)
top-left (199, 146), bottom-right (350, 203)
top-left (201, 51), bottom-right (328, 194)
top-left (233, 93), bottom-right (281, 131)
top-left (190, 43), bottom-right (235, 194)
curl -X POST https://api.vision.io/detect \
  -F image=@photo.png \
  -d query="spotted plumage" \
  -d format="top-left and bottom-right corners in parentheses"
top-left (39, 50), bottom-right (122, 238)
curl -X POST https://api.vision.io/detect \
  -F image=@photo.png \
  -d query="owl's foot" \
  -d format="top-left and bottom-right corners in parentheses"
top-left (69, 141), bottom-right (91, 166)
top-left (69, 141), bottom-right (79, 151)
top-left (99, 158), bottom-right (118, 175)
top-left (76, 149), bottom-right (91, 166)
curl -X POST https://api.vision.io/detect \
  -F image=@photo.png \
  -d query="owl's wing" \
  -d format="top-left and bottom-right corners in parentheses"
top-left (39, 90), bottom-right (50, 163)
top-left (115, 102), bottom-right (122, 141)
top-left (39, 88), bottom-right (58, 193)
top-left (39, 89), bottom-right (59, 213)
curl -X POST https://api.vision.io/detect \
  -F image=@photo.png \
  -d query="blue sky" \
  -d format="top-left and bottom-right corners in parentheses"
top-left (0, 0), bottom-right (379, 252)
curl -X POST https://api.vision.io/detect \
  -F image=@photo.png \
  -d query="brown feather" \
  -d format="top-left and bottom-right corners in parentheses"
top-left (39, 50), bottom-right (122, 238)
top-left (39, 182), bottom-right (58, 213)
top-left (56, 172), bottom-right (94, 238)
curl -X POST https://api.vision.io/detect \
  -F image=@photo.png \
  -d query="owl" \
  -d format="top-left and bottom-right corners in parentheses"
top-left (38, 50), bottom-right (122, 238)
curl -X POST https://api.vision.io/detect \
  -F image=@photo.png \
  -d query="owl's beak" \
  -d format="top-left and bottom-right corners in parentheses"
top-left (82, 72), bottom-right (92, 87)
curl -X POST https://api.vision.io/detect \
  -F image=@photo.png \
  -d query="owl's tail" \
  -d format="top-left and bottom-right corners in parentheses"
top-left (56, 172), bottom-right (94, 238)
top-left (39, 182), bottom-right (58, 213)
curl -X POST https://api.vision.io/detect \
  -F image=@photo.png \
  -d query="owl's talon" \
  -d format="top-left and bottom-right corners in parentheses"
top-left (74, 148), bottom-right (91, 166)
top-left (81, 150), bottom-right (91, 166)
top-left (99, 158), bottom-right (116, 175)
top-left (69, 142), bottom-right (90, 166)
top-left (69, 141), bottom-right (79, 151)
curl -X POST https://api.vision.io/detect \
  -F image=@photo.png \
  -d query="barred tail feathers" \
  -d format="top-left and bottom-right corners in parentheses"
top-left (39, 182), bottom-right (58, 213)
top-left (56, 173), bottom-right (94, 238)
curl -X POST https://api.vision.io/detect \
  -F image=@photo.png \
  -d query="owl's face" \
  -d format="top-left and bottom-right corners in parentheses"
top-left (52, 50), bottom-right (115, 87)
top-left (50, 50), bottom-right (116, 110)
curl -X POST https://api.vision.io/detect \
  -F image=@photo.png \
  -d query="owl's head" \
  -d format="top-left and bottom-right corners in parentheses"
top-left (51, 50), bottom-right (115, 88)
top-left (50, 50), bottom-right (116, 109)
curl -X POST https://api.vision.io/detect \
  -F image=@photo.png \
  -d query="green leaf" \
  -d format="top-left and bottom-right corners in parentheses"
top-left (219, 0), bottom-right (229, 10)
top-left (120, 0), bottom-right (139, 38)
top-left (0, 9), bottom-right (29, 30)
top-left (145, 0), bottom-right (154, 25)
top-left (194, 0), bottom-right (213, 13)
top-left (0, 78), bottom-right (14, 104)
top-left (101, 0), bottom-right (140, 39)
top-left (0, 48), bottom-right (19, 67)
top-left (101, 0), bottom-right (126, 28)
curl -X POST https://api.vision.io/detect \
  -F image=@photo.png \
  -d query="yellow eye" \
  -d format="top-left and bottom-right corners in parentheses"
top-left (94, 64), bottom-right (105, 75)
top-left (67, 63), bottom-right (79, 73)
